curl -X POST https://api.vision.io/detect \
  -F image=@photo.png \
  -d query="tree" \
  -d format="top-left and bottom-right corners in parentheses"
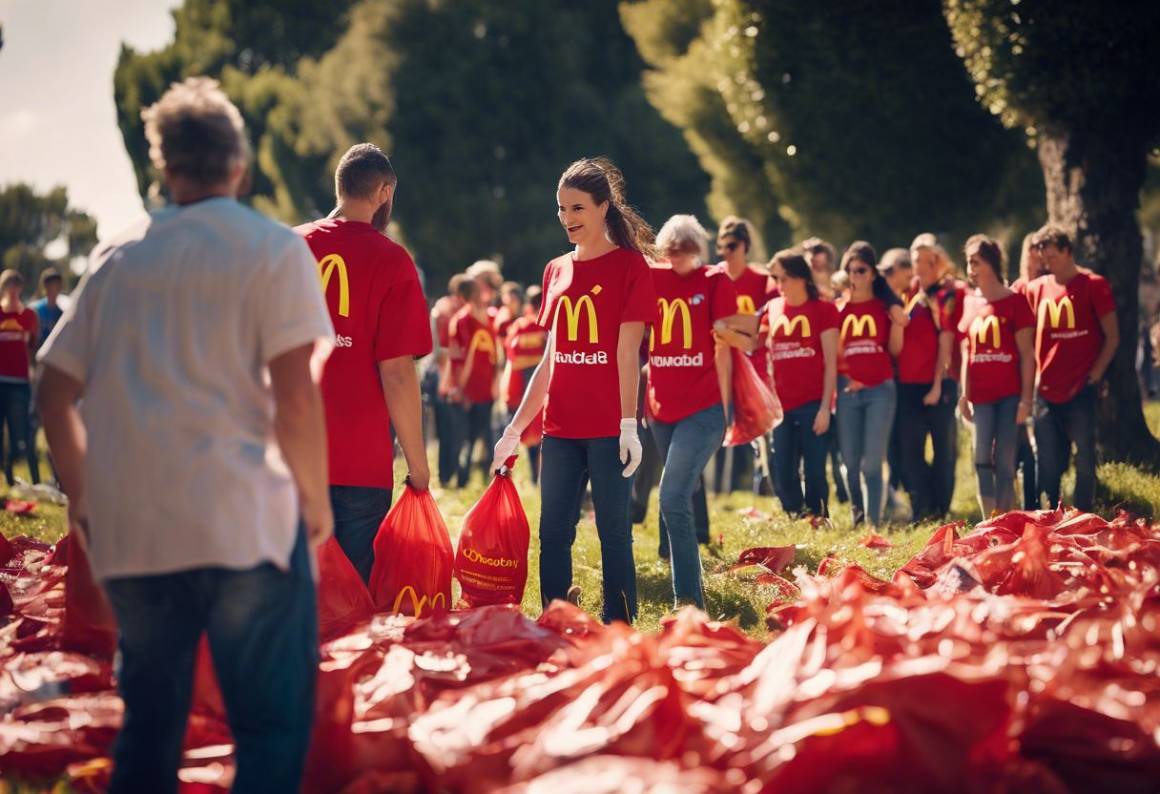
top-left (622, 0), bottom-right (1040, 253)
top-left (944, 0), bottom-right (1160, 466)
top-left (0, 184), bottom-right (97, 291)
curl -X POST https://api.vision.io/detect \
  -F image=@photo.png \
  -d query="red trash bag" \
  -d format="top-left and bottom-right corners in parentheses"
top-left (61, 532), bottom-right (117, 659)
top-left (368, 486), bottom-right (452, 617)
top-left (454, 459), bottom-right (530, 606)
top-left (724, 347), bottom-right (782, 446)
top-left (316, 537), bottom-right (375, 641)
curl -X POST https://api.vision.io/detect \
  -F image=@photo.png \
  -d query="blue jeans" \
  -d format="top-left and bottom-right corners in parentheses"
top-left (539, 435), bottom-right (636, 623)
top-left (455, 400), bottom-right (494, 487)
top-left (972, 395), bottom-right (1020, 513)
top-left (651, 404), bottom-right (725, 608)
top-left (772, 400), bottom-right (830, 517)
top-left (104, 527), bottom-right (317, 794)
top-left (837, 378), bottom-right (897, 526)
top-left (330, 485), bottom-right (392, 584)
top-left (433, 396), bottom-right (458, 486)
top-left (896, 380), bottom-right (959, 520)
top-left (1035, 384), bottom-right (1097, 511)
top-left (0, 381), bottom-right (39, 486)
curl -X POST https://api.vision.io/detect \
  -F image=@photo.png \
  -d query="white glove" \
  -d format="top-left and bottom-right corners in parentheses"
top-left (619, 418), bottom-right (643, 478)
top-left (490, 425), bottom-right (522, 474)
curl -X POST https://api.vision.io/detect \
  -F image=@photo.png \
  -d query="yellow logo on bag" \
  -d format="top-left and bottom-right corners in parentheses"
top-left (970, 315), bottom-right (1001, 350)
top-left (772, 314), bottom-right (811, 339)
top-left (556, 288), bottom-right (600, 343)
top-left (318, 254), bottom-right (350, 318)
top-left (736, 295), bottom-right (756, 315)
top-left (467, 328), bottom-right (496, 363)
top-left (841, 314), bottom-right (877, 341)
top-left (1039, 296), bottom-right (1075, 330)
top-left (391, 586), bottom-right (447, 616)
top-left (654, 298), bottom-right (693, 350)
top-left (463, 547), bottom-right (519, 568)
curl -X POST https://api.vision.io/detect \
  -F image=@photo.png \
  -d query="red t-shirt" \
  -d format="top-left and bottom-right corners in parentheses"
top-left (719, 264), bottom-right (778, 386)
top-left (538, 248), bottom-right (656, 438)
top-left (503, 315), bottom-right (547, 410)
top-left (449, 307), bottom-right (497, 404)
top-left (493, 306), bottom-right (518, 341)
top-left (1023, 270), bottom-right (1116, 403)
top-left (838, 299), bottom-right (893, 387)
top-left (296, 218), bottom-right (432, 488)
top-left (0, 308), bottom-right (37, 382)
top-left (958, 293), bottom-right (1036, 404)
top-left (767, 297), bottom-right (839, 412)
top-left (646, 264), bottom-right (737, 423)
top-left (895, 278), bottom-right (965, 384)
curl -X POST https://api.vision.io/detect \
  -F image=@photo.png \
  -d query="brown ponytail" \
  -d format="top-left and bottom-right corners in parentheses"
top-left (559, 157), bottom-right (656, 260)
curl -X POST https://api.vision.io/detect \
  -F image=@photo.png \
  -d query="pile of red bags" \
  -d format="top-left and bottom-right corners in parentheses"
top-left (0, 506), bottom-right (1156, 791)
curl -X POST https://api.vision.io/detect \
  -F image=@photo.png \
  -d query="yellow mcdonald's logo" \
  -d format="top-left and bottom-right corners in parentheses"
top-left (970, 315), bottom-right (1001, 350)
top-left (772, 314), bottom-right (811, 338)
top-left (467, 328), bottom-right (496, 362)
top-left (391, 585), bottom-right (448, 617)
top-left (555, 289), bottom-right (599, 343)
top-left (655, 298), bottom-right (693, 350)
top-left (736, 295), bottom-right (757, 315)
top-left (1039, 296), bottom-right (1075, 330)
top-left (904, 293), bottom-right (924, 315)
top-left (841, 314), bottom-right (877, 341)
top-left (318, 254), bottom-right (350, 318)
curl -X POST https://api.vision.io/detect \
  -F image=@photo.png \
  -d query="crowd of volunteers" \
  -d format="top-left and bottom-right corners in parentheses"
top-left (17, 78), bottom-right (1153, 791)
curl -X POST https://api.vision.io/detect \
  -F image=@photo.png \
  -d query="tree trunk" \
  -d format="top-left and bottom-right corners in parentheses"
top-left (1037, 130), bottom-right (1160, 469)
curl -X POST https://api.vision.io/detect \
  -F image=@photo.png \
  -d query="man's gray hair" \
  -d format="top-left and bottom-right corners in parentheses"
top-left (656, 214), bottom-right (709, 261)
top-left (141, 77), bottom-right (250, 185)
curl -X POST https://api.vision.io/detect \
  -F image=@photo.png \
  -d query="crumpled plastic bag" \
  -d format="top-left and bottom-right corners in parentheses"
top-left (369, 486), bottom-right (453, 618)
top-left (723, 347), bottom-right (782, 446)
top-left (455, 465), bottom-right (530, 607)
top-left (317, 537), bottom-right (375, 641)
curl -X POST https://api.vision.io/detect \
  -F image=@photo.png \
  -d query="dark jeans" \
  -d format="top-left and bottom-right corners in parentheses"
top-left (455, 400), bottom-right (493, 487)
top-left (104, 527), bottom-right (317, 794)
top-left (1035, 384), bottom-right (1098, 511)
top-left (896, 379), bottom-right (959, 520)
top-left (972, 395), bottom-right (1020, 513)
top-left (772, 400), bottom-right (830, 517)
top-left (1016, 426), bottom-right (1039, 509)
top-left (826, 422), bottom-right (848, 503)
top-left (433, 397), bottom-right (458, 487)
top-left (651, 404), bottom-right (725, 608)
top-left (539, 435), bottom-right (636, 623)
top-left (330, 485), bottom-right (392, 584)
top-left (0, 381), bottom-right (39, 486)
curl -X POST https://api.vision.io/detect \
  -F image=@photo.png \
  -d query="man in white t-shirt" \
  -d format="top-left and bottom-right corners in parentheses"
top-left (37, 77), bottom-right (333, 794)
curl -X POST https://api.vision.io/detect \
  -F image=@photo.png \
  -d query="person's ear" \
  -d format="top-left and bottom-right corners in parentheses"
top-left (380, 181), bottom-right (395, 206)
top-left (599, 200), bottom-right (609, 220)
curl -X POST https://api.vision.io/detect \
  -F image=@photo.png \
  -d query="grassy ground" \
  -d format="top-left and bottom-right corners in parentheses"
top-left (3, 403), bottom-right (1158, 638)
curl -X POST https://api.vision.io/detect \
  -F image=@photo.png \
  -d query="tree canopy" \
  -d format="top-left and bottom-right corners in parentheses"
top-left (0, 184), bottom-right (97, 292)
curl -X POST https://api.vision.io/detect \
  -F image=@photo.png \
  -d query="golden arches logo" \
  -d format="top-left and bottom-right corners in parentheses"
top-left (555, 289), bottom-right (599, 343)
top-left (970, 315), bottom-right (1001, 350)
top-left (655, 298), bottom-right (693, 350)
top-left (318, 254), bottom-right (350, 318)
top-left (772, 314), bottom-right (811, 338)
top-left (391, 586), bottom-right (447, 616)
top-left (736, 295), bottom-right (757, 315)
top-left (1039, 296), bottom-right (1075, 330)
top-left (467, 328), bottom-right (496, 363)
top-left (841, 314), bottom-right (877, 341)
top-left (904, 293), bottom-right (925, 315)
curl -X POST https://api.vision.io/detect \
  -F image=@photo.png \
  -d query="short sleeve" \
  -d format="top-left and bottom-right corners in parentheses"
top-left (620, 253), bottom-right (657, 324)
top-left (938, 285), bottom-right (965, 336)
top-left (1090, 275), bottom-right (1116, 317)
top-left (1013, 297), bottom-right (1036, 331)
top-left (259, 234), bottom-right (334, 364)
top-left (710, 271), bottom-right (738, 321)
top-left (817, 301), bottom-right (840, 332)
top-left (37, 266), bottom-right (99, 382)
top-left (373, 254), bottom-right (433, 362)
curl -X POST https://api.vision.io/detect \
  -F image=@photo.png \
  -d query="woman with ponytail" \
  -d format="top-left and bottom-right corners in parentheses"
top-left (835, 242), bottom-right (906, 527)
top-left (491, 157), bottom-right (656, 624)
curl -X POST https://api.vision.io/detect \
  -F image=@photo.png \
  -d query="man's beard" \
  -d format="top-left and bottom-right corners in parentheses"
top-left (372, 196), bottom-right (393, 233)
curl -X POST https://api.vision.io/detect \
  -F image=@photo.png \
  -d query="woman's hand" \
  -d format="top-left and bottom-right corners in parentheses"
top-left (889, 305), bottom-right (909, 327)
top-left (922, 381), bottom-right (942, 406)
top-left (1015, 399), bottom-right (1031, 426)
top-left (813, 408), bottom-right (830, 436)
top-left (958, 395), bottom-right (973, 423)
top-left (843, 379), bottom-right (865, 393)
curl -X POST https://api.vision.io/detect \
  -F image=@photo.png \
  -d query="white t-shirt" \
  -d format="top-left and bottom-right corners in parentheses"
top-left (39, 197), bottom-right (334, 581)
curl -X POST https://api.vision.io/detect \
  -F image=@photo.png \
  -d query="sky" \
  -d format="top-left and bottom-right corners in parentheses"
top-left (0, 0), bottom-right (179, 242)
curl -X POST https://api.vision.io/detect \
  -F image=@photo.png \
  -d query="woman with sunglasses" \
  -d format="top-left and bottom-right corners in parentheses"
top-left (836, 242), bottom-right (906, 527)
top-left (714, 217), bottom-right (777, 495)
top-left (766, 248), bottom-right (839, 518)
top-left (957, 235), bottom-right (1036, 518)
top-left (646, 215), bottom-right (745, 608)
top-left (491, 157), bottom-right (656, 624)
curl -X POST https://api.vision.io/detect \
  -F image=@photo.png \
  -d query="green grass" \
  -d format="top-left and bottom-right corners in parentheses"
top-left (4, 403), bottom-right (1158, 638)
